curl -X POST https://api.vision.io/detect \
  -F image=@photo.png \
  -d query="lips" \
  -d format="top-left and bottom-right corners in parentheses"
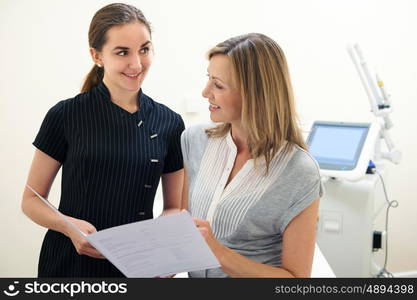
top-left (209, 103), bottom-right (221, 112)
top-left (122, 72), bottom-right (141, 79)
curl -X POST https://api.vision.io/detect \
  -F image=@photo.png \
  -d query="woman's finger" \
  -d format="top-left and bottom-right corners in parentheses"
top-left (84, 248), bottom-right (105, 259)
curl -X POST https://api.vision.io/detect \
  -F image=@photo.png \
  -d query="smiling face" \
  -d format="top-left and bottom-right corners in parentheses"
top-left (202, 54), bottom-right (242, 124)
top-left (90, 21), bottom-right (153, 96)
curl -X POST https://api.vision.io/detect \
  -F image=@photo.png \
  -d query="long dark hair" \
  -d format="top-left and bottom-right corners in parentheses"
top-left (81, 3), bottom-right (152, 93)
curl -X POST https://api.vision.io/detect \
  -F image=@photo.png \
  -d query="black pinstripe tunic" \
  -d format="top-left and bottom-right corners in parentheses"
top-left (33, 82), bottom-right (184, 277)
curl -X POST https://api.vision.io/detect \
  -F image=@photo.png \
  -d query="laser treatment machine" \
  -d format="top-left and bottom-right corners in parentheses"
top-left (307, 44), bottom-right (401, 277)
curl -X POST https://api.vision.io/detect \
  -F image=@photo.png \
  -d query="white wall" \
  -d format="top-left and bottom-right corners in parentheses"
top-left (1, 0), bottom-right (416, 276)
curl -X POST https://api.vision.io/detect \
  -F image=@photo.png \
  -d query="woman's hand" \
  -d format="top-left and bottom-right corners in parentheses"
top-left (193, 218), bottom-right (222, 253)
top-left (64, 216), bottom-right (105, 259)
top-left (193, 218), bottom-right (214, 239)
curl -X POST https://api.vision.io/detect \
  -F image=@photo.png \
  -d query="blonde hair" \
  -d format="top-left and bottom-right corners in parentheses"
top-left (206, 33), bottom-right (306, 174)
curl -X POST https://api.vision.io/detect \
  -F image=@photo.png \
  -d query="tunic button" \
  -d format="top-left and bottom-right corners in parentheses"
top-left (138, 211), bottom-right (146, 216)
top-left (144, 184), bottom-right (152, 189)
top-left (150, 159), bottom-right (159, 163)
top-left (150, 133), bottom-right (158, 139)
top-left (137, 120), bottom-right (143, 127)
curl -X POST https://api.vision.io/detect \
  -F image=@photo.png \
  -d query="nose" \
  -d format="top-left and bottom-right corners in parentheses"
top-left (129, 54), bottom-right (143, 71)
top-left (202, 81), bottom-right (211, 99)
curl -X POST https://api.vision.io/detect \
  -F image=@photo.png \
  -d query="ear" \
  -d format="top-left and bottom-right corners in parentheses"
top-left (90, 48), bottom-right (103, 67)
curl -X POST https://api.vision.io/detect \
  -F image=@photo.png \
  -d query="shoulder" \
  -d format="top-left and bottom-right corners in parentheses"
top-left (286, 145), bottom-right (321, 180)
top-left (45, 97), bottom-right (76, 118)
top-left (143, 93), bottom-right (183, 124)
top-left (180, 123), bottom-right (215, 167)
top-left (50, 90), bottom-right (94, 114)
top-left (181, 123), bottom-right (213, 145)
top-left (257, 145), bottom-right (323, 233)
top-left (276, 144), bottom-right (324, 199)
top-left (266, 144), bottom-right (322, 197)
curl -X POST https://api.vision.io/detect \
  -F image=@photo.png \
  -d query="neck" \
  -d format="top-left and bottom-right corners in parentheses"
top-left (103, 79), bottom-right (139, 112)
top-left (230, 122), bottom-right (249, 154)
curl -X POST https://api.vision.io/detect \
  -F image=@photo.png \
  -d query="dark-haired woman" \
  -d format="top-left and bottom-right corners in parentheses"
top-left (21, 3), bottom-right (184, 277)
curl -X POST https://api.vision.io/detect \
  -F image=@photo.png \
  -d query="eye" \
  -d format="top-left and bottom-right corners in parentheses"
top-left (214, 82), bottom-right (223, 89)
top-left (140, 47), bottom-right (150, 54)
top-left (116, 51), bottom-right (128, 56)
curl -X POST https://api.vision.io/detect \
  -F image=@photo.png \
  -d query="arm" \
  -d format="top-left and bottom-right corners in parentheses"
top-left (160, 168), bottom-right (184, 216)
top-left (194, 198), bottom-right (320, 277)
top-left (181, 167), bottom-right (189, 211)
top-left (21, 149), bottom-right (103, 258)
top-left (157, 168), bottom-right (184, 278)
top-left (22, 149), bottom-right (63, 231)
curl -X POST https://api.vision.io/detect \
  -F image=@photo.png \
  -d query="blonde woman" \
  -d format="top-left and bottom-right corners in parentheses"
top-left (181, 33), bottom-right (322, 277)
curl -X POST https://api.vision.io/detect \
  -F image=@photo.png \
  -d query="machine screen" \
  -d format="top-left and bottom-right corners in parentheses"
top-left (307, 122), bottom-right (370, 170)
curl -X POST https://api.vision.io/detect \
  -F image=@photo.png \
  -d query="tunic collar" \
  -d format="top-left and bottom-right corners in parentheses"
top-left (96, 82), bottom-right (152, 120)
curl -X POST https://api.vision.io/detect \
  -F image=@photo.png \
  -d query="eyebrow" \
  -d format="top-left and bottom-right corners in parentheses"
top-left (207, 70), bottom-right (226, 84)
top-left (112, 41), bottom-right (152, 51)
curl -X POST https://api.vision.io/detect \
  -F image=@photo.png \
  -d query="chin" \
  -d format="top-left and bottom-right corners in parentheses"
top-left (209, 115), bottom-right (224, 123)
top-left (121, 76), bottom-right (145, 90)
top-left (122, 82), bottom-right (142, 92)
top-left (126, 85), bottom-right (141, 92)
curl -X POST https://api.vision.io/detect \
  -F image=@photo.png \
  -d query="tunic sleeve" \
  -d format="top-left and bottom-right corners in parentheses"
top-left (278, 152), bottom-right (323, 234)
top-left (180, 123), bottom-right (211, 176)
top-left (162, 114), bottom-right (185, 173)
top-left (279, 178), bottom-right (323, 234)
top-left (33, 101), bottom-right (68, 164)
top-left (180, 127), bottom-right (189, 170)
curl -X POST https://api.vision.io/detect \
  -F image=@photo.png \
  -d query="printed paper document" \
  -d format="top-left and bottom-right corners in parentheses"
top-left (27, 185), bottom-right (220, 277)
top-left (86, 211), bottom-right (220, 277)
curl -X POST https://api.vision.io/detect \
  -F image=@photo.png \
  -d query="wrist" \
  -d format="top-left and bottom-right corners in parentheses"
top-left (55, 216), bottom-right (71, 237)
top-left (210, 239), bottom-right (228, 266)
top-left (160, 208), bottom-right (181, 216)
